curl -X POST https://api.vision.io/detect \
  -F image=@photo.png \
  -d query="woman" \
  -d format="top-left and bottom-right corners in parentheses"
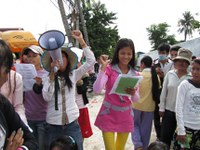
top-left (22, 45), bottom-right (48, 150)
top-left (159, 48), bottom-right (192, 148)
top-left (93, 38), bottom-right (140, 150)
top-left (174, 58), bottom-right (200, 149)
top-left (0, 40), bottom-right (27, 125)
top-left (132, 56), bottom-right (160, 150)
top-left (0, 39), bottom-right (38, 150)
top-left (42, 30), bottom-right (95, 150)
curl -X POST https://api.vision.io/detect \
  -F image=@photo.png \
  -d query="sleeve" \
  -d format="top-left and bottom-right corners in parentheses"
top-left (2, 96), bottom-right (38, 150)
top-left (74, 47), bottom-right (96, 82)
top-left (175, 81), bottom-right (187, 135)
top-left (42, 77), bottom-right (55, 102)
top-left (159, 72), bottom-right (169, 112)
top-left (12, 72), bottom-right (28, 125)
top-left (93, 70), bottom-right (108, 94)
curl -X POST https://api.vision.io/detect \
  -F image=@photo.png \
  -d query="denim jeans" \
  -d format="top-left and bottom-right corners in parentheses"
top-left (28, 120), bottom-right (46, 150)
top-left (45, 120), bottom-right (83, 150)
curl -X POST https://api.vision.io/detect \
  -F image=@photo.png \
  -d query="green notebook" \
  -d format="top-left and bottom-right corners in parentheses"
top-left (110, 74), bottom-right (143, 96)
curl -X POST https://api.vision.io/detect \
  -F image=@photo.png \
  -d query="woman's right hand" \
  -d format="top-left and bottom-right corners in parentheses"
top-left (100, 55), bottom-right (110, 72)
top-left (5, 128), bottom-right (24, 150)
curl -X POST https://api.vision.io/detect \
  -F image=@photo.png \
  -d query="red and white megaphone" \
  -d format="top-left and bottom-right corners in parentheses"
top-left (39, 30), bottom-right (65, 72)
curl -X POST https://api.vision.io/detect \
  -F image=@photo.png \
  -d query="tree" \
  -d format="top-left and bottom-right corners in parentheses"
top-left (58, 0), bottom-right (73, 43)
top-left (146, 23), bottom-right (177, 50)
top-left (81, 1), bottom-right (120, 58)
top-left (178, 11), bottom-right (195, 41)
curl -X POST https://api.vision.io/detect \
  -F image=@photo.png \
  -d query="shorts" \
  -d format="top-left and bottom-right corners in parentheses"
top-left (78, 107), bottom-right (93, 138)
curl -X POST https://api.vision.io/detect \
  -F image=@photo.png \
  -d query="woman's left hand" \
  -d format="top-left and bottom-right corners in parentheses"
top-left (125, 87), bottom-right (136, 96)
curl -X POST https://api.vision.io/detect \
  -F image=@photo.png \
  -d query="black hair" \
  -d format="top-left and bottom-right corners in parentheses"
top-left (157, 43), bottom-right (170, 53)
top-left (0, 40), bottom-right (13, 74)
top-left (170, 45), bottom-right (181, 52)
top-left (193, 58), bottom-right (200, 65)
top-left (147, 141), bottom-right (168, 150)
top-left (0, 40), bottom-right (15, 96)
top-left (192, 56), bottom-right (197, 61)
top-left (49, 135), bottom-right (78, 150)
top-left (141, 56), bottom-right (160, 102)
top-left (58, 52), bottom-right (72, 90)
top-left (110, 38), bottom-right (136, 68)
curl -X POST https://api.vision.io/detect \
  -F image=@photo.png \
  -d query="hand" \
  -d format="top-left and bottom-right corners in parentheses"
top-left (156, 67), bottom-right (164, 78)
top-left (5, 128), bottom-right (24, 150)
top-left (34, 77), bottom-right (42, 85)
top-left (176, 134), bottom-right (186, 143)
top-left (100, 55), bottom-right (110, 71)
top-left (125, 87), bottom-right (136, 96)
top-left (71, 30), bottom-right (83, 42)
top-left (159, 111), bottom-right (165, 117)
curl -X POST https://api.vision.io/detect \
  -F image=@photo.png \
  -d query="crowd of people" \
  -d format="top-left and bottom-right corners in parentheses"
top-left (0, 29), bottom-right (200, 150)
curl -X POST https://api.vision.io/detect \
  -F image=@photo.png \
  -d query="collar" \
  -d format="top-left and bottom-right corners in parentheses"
top-left (111, 64), bottom-right (136, 75)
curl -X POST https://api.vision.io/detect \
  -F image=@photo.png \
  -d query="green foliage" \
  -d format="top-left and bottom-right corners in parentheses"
top-left (178, 11), bottom-right (195, 41)
top-left (146, 23), bottom-right (178, 50)
top-left (81, 1), bottom-right (120, 58)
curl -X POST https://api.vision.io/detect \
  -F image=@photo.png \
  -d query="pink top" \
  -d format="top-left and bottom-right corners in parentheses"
top-left (0, 70), bottom-right (27, 124)
top-left (93, 64), bottom-right (139, 132)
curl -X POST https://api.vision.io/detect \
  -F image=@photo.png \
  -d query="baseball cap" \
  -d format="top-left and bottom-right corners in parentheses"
top-left (23, 45), bottom-right (43, 55)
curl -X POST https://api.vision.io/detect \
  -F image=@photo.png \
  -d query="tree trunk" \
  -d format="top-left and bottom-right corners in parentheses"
top-left (76, 0), bottom-right (90, 46)
top-left (57, 0), bottom-right (73, 44)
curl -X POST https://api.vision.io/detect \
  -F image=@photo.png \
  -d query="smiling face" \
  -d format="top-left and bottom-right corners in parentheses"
top-left (118, 46), bottom-right (133, 66)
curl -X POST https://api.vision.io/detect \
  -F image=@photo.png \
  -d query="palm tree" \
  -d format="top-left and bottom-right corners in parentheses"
top-left (178, 11), bottom-right (195, 41)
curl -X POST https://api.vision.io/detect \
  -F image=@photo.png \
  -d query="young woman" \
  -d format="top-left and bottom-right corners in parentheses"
top-left (174, 58), bottom-right (200, 149)
top-left (159, 48), bottom-right (192, 148)
top-left (41, 30), bottom-right (95, 150)
top-left (0, 40), bottom-right (28, 125)
top-left (22, 45), bottom-right (49, 150)
top-left (132, 56), bottom-right (160, 150)
top-left (0, 39), bottom-right (38, 150)
top-left (93, 38), bottom-right (140, 150)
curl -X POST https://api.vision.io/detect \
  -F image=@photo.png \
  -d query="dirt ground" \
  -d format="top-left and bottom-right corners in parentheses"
top-left (83, 92), bottom-right (156, 150)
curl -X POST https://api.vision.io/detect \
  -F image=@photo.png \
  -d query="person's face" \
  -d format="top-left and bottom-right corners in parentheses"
top-left (191, 62), bottom-right (200, 83)
top-left (174, 59), bottom-right (189, 71)
top-left (118, 47), bottom-right (133, 66)
top-left (170, 50), bottom-right (178, 59)
top-left (158, 51), bottom-right (168, 62)
top-left (22, 54), bottom-right (29, 63)
top-left (59, 52), bottom-right (68, 72)
top-left (27, 51), bottom-right (41, 66)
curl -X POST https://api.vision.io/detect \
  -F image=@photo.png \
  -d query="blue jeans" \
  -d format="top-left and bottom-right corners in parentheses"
top-left (45, 120), bottom-right (83, 150)
top-left (28, 120), bottom-right (46, 150)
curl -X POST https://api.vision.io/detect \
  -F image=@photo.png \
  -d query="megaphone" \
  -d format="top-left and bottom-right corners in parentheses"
top-left (38, 30), bottom-right (65, 72)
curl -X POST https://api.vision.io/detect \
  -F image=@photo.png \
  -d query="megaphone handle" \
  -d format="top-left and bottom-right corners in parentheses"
top-left (54, 66), bottom-right (59, 73)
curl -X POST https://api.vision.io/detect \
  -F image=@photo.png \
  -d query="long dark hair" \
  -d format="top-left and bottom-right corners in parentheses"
top-left (57, 52), bottom-right (72, 90)
top-left (0, 40), bottom-right (15, 96)
top-left (141, 56), bottom-right (160, 102)
top-left (111, 38), bottom-right (136, 68)
top-left (0, 40), bottom-right (13, 74)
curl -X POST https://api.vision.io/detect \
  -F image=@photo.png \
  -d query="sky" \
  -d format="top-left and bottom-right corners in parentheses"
top-left (0, 0), bottom-right (200, 53)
